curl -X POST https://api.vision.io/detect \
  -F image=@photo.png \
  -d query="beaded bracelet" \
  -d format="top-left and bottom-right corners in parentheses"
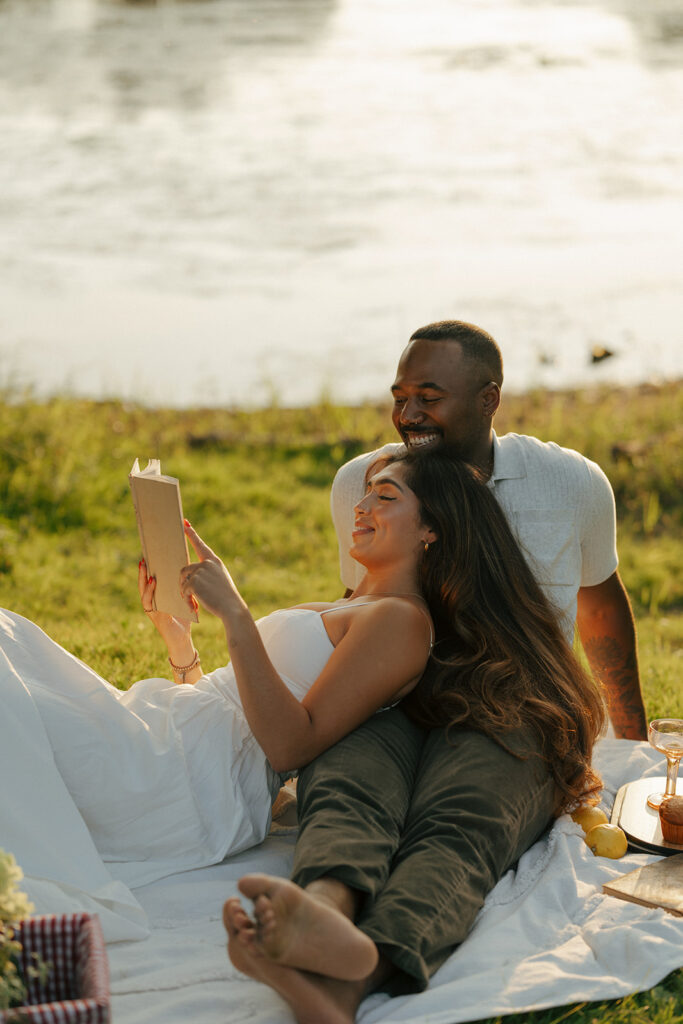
top-left (168, 649), bottom-right (201, 684)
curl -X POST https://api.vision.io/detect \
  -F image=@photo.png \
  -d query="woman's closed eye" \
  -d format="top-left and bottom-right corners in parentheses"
top-left (364, 483), bottom-right (397, 502)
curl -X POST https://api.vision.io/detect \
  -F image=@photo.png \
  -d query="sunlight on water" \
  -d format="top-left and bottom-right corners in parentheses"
top-left (0, 0), bottom-right (681, 406)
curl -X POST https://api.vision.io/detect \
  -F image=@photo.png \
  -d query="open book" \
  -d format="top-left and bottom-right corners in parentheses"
top-left (129, 459), bottom-right (198, 621)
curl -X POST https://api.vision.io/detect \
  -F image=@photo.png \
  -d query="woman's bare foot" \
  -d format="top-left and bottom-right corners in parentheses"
top-left (237, 873), bottom-right (378, 981)
top-left (223, 899), bottom-right (365, 1024)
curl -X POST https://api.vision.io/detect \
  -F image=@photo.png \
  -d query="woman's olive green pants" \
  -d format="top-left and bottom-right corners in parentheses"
top-left (292, 708), bottom-right (556, 991)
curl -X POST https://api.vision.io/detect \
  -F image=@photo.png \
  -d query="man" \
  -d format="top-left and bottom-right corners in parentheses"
top-left (226, 320), bottom-right (646, 1021)
top-left (332, 320), bottom-right (645, 740)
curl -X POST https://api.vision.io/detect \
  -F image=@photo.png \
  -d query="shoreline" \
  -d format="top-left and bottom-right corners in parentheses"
top-left (2, 376), bottom-right (681, 416)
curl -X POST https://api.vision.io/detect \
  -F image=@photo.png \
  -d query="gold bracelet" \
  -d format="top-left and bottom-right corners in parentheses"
top-left (168, 650), bottom-right (201, 684)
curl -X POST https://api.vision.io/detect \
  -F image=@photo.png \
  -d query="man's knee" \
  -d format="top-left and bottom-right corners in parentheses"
top-left (404, 726), bottom-right (556, 872)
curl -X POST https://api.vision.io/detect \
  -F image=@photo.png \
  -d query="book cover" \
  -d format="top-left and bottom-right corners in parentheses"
top-left (129, 459), bottom-right (198, 621)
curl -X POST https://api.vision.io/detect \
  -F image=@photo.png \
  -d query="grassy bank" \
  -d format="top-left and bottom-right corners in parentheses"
top-left (0, 380), bottom-right (681, 1022)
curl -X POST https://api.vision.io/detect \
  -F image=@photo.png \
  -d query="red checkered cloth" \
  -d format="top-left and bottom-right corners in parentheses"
top-left (1, 914), bottom-right (110, 1024)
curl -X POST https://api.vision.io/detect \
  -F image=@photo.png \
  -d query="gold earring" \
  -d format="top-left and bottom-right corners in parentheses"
top-left (424, 541), bottom-right (429, 552)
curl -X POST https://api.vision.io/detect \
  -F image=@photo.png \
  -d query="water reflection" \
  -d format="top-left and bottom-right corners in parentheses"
top-left (0, 0), bottom-right (338, 115)
top-left (518, 0), bottom-right (683, 67)
top-left (613, 0), bottom-right (683, 66)
top-left (1, 0), bottom-right (681, 406)
top-left (588, 0), bottom-right (682, 67)
top-left (101, 0), bottom-right (339, 47)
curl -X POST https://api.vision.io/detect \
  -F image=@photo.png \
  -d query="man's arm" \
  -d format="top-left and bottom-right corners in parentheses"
top-left (576, 571), bottom-right (647, 740)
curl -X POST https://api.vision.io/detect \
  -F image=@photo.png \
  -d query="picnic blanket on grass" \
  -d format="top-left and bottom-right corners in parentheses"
top-left (20, 738), bottom-right (683, 1023)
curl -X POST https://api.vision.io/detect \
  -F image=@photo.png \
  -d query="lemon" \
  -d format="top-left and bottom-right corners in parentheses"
top-left (584, 823), bottom-right (628, 859)
top-left (570, 805), bottom-right (609, 835)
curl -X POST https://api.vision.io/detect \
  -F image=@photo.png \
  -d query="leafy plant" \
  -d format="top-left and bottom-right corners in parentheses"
top-left (0, 850), bottom-right (34, 1011)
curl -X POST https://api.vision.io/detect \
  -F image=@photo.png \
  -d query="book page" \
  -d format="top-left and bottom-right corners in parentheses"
top-left (129, 459), bottom-right (198, 621)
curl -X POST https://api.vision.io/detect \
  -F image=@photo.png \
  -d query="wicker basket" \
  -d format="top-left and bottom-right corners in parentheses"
top-left (1, 914), bottom-right (110, 1024)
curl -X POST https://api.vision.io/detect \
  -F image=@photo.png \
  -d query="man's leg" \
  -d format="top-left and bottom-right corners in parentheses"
top-left (234, 708), bottom-right (425, 978)
top-left (227, 709), bottom-right (426, 1021)
top-left (291, 707), bottom-right (426, 898)
top-left (356, 725), bottom-right (557, 991)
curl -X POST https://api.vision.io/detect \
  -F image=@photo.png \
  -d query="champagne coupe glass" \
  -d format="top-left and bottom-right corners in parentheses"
top-left (647, 718), bottom-right (683, 810)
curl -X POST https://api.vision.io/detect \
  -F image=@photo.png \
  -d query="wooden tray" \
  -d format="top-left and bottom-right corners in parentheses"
top-left (611, 777), bottom-right (683, 855)
top-left (603, 854), bottom-right (683, 915)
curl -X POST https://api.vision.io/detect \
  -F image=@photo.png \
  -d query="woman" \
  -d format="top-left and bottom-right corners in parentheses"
top-left (225, 450), bottom-right (607, 1024)
top-left (0, 458), bottom-right (435, 889)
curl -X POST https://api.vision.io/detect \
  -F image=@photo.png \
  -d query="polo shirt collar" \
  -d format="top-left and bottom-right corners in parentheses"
top-left (489, 430), bottom-right (527, 484)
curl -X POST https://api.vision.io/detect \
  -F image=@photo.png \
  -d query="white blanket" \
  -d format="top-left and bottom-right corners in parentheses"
top-left (100, 738), bottom-right (681, 1023)
top-left (18, 735), bottom-right (683, 1023)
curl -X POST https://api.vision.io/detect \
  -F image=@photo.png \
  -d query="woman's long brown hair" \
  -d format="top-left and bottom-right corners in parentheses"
top-left (395, 450), bottom-right (605, 814)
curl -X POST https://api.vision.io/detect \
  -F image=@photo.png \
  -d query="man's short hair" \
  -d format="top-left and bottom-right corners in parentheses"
top-left (409, 320), bottom-right (504, 386)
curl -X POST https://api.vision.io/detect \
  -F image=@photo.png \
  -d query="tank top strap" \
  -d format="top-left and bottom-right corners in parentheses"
top-left (318, 599), bottom-right (380, 615)
top-left (319, 599), bottom-right (434, 649)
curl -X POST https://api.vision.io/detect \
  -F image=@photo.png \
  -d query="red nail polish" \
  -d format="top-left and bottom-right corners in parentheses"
top-left (148, 576), bottom-right (153, 585)
top-left (184, 518), bottom-right (190, 527)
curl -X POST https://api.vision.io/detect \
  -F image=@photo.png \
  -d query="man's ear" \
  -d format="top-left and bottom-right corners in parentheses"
top-left (481, 382), bottom-right (501, 418)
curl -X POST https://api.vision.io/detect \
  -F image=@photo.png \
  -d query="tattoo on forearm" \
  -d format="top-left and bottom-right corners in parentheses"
top-left (582, 636), bottom-right (647, 740)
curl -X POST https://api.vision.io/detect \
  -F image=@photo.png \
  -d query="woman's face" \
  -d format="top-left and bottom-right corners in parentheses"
top-left (350, 461), bottom-right (432, 569)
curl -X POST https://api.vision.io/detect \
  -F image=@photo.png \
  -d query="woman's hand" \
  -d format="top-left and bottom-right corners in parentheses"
top-left (138, 558), bottom-right (194, 652)
top-left (180, 522), bottom-right (248, 629)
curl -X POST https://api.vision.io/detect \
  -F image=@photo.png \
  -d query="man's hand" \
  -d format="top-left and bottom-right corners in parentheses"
top-left (576, 571), bottom-right (647, 740)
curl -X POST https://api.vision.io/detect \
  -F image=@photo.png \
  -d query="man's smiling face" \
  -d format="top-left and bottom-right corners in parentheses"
top-left (391, 339), bottom-right (494, 459)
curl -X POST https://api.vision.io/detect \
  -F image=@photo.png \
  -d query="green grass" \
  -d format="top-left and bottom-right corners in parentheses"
top-left (473, 973), bottom-right (683, 1024)
top-left (0, 381), bottom-right (681, 1021)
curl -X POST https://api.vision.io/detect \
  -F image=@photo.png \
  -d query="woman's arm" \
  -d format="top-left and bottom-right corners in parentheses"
top-left (182, 523), bottom-right (430, 773)
top-left (138, 559), bottom-right (203, 685)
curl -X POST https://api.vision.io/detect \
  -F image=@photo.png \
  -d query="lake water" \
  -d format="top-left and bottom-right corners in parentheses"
top-left (1, 0), bottom-right (682, 407)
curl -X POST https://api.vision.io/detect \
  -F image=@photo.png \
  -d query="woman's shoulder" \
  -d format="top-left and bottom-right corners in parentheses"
top-left (348, 596), bottom-right (433, 646)
top-left (287, 596), bottom-right (432, 652)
